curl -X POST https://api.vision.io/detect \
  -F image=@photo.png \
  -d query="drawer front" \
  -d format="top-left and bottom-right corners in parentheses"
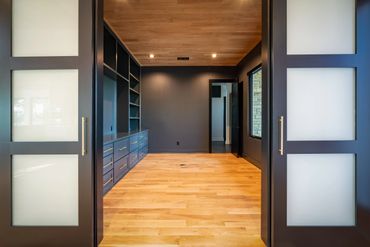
top-left (114, 138), bottom-right (129, 162)
top-left (129, 150), bottom-right (139, 168)
top-left (129, 134), bottom-right (139, 151)
top-left (139, 146), bottom-right (148, 160)
top-left (103, 170), bottom-right (114, 195)
top-left (138, 149), bottom-right (145, 160)
top-left (138, 130), bottom-right (148, 141)
top-left (114, 156), bottom-right (129, 183)
top-left (103, 154), bottom-right (114, 174)
top-left (139, 137), bottom-right (148, 149)
top-left (103, 143), bottom-right (113, 157)
top-left (139, 131), bottom-right (148, 149)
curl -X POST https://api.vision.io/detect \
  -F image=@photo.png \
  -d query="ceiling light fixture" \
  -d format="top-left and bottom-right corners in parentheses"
top-left (212, 53), bottom-right (217, 58)
top-left (149, 54), bottom-right (155, 59)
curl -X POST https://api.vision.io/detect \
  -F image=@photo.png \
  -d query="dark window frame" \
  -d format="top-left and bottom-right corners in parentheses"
top-left (248, 64), bottom-right (263, 139)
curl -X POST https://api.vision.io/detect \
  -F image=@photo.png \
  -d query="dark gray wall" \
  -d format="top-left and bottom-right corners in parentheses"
top-left (142, 67), bottom-right (237, 153)
top-left (237, 43), bottom-right (262, 168)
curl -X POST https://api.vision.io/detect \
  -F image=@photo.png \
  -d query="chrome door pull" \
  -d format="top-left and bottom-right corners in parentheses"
top-left (82, 117), bottom-right (88, 156)
top-left (279, 116), bottom-right (284, 156)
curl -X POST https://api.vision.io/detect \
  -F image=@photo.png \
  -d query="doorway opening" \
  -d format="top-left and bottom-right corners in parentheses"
top-left (209, 79), bottom-right (243, 156)
top-left (210, 82), bottom-right (232, 153)
top-left (99, 1), bottom-right (267, 247)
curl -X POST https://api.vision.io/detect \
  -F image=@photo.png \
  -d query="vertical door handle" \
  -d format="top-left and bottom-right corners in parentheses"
top-left (82, 117), bottom-right (88, 156)
top-left (279, 116), bottom-right (284, 156)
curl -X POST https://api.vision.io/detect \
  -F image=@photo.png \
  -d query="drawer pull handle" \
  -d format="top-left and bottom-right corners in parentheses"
top-left (103, 177), bottom-right (113, 187)
top-left (120, 164), bottom-right (127, 170)
top-left (103, 162), bottom-right (113, 169)
top-left (104, 147), bottom-right (113, 153)
top-left (132, 141), bottom-right (138, 144)
top-left (119, 146), bottom-right (127, 151)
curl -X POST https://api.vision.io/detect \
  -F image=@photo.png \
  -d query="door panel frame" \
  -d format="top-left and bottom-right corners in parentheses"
top-left (0, 0), bottom-right (97, 246)
top-left (270, 0), bottom-right (370, 246)
top-left (208, 78), bottom-right (239, 154)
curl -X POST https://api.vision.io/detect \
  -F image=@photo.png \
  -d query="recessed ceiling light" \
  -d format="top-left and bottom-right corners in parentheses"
top-left (212, 53), bottom-right (217, 58)
top-left (149, 54), bottom-right (155, 59)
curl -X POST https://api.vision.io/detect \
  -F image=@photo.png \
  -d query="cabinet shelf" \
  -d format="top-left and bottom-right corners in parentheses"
top-left (129, 88), bottom-right (140, 94)
top-left (104, 63), bottom-right (129, 83)
top-left (130, 73), bottom-right (140, 82)
top-left (104, 22), bottom-right (141, 135)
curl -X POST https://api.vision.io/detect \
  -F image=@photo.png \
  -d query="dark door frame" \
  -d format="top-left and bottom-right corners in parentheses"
top-left (0, 0), bottom-right (97, 246)
top-left (94, 1), bottom-right (272, 247)
top-left (208, 79), bottom-right (239, 154)
top-left (223, 96), bottom-right (227, 141)
top-left (270, 0), bottom-right (370, 246)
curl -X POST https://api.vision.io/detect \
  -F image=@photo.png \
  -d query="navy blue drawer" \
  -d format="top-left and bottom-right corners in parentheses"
top-left (129, 134), bottom-right (139, 151)
top-left (129, 150), bottom-right (139, 168)
top-left (138, 130), bottom-right (148, 141)
top-left (139, 138), bottom-right (148, 149)
top-left (114, 138), bottom-right (129, 162)
top-left (138, 149), bottom-right (145, 160)
top-left (103, 170), bottom-right (114, 195)
top-left (103, 154), bottom-right (114, 174)
top-left (114, 156), bottom-right (129, 183)
top-left (140, 146), bottom-right (148, 159)
top-left (103, 143), bottom-right (113, 157)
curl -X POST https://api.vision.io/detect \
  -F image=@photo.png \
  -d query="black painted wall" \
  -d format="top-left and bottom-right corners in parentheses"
top-left (141, 66), bottom-right (237, 153)
top-left (237, 43), bottom-right (262, 168)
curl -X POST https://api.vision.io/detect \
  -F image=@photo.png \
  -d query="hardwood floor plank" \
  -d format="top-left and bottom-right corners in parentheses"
top-left (100, 153), bottom-right (265, 247)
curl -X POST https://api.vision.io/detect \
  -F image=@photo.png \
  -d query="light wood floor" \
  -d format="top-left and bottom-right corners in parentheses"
top-left (100, 153), bottom-right (265, 247)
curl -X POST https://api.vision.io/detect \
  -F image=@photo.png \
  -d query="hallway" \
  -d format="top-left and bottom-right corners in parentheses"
top-left (100, 154), bottom-right (264, 247)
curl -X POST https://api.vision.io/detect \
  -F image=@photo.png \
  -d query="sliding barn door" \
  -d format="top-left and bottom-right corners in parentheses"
top-left (271, 0), bottom-right (370, 246)
top-left (0, 0), bottom-right (96, 246)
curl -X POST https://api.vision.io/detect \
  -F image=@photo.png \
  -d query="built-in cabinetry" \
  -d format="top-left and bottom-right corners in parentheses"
top-left (103, 22), bottom-right (147, 195)
top-left (103, 130), bottom-right (148, 195)
top-left (103, 23), bottom-right (142, 134)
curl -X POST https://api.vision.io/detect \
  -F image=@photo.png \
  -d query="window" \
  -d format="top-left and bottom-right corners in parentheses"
top-left (249, 66), bottom-right (262, 138)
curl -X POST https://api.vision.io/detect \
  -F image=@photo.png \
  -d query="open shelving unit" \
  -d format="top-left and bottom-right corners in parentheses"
top-left (103, 22), bottom-right (141, 134)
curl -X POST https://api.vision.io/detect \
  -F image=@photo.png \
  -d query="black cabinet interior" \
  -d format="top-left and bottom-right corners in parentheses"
top-left (130, 105), bottom-right (140, 118)
top-left (117, 77), bottom-right (129, 133)
top-left (130, 75), bottom-right (140, 92)
top-left (104, 28), bottom-right (116, 70)
top-left (129, 91), bottom-right (140, 105)
top-left (103, 22), bottom-right (141, 135)
top-left (117, 45), bottom-right (129, 79)
top-left (103, 75), bottom-right (117, 134)
top-left (130, 119), bottom-right (140, 132)
top-left (130, 58), bottom-right (140, 79)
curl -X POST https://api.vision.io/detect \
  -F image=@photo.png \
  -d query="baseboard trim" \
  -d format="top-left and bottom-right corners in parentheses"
top-left (242, 154), bottom-right (262, 169)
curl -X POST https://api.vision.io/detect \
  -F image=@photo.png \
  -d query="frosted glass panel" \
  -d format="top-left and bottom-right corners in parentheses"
top-left (12, 70), bottom-right (78, 142)
top-left (287, 0), bottom-right (355, 54)
top-left (13, 155), bottom-right (79, 226)
top-left (287, 154), bottom-right (356, 226)
top-left (13, 0), bottom-right (79, 56)
top-left (287, 68), bottom-right (355, 141)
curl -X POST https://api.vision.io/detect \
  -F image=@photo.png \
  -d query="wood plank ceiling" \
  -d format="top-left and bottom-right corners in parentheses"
top-left (104, 0), bottom-right (262, 66)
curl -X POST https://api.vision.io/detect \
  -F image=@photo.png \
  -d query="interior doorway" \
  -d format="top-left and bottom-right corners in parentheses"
top-left (209, 79), bottom-right (243, 156)
top-left (210, 83), bottom-right (232, 153)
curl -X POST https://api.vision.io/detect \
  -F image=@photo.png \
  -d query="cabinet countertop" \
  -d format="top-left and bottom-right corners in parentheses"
top-left (104, 129), bottom-right (148, 145)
